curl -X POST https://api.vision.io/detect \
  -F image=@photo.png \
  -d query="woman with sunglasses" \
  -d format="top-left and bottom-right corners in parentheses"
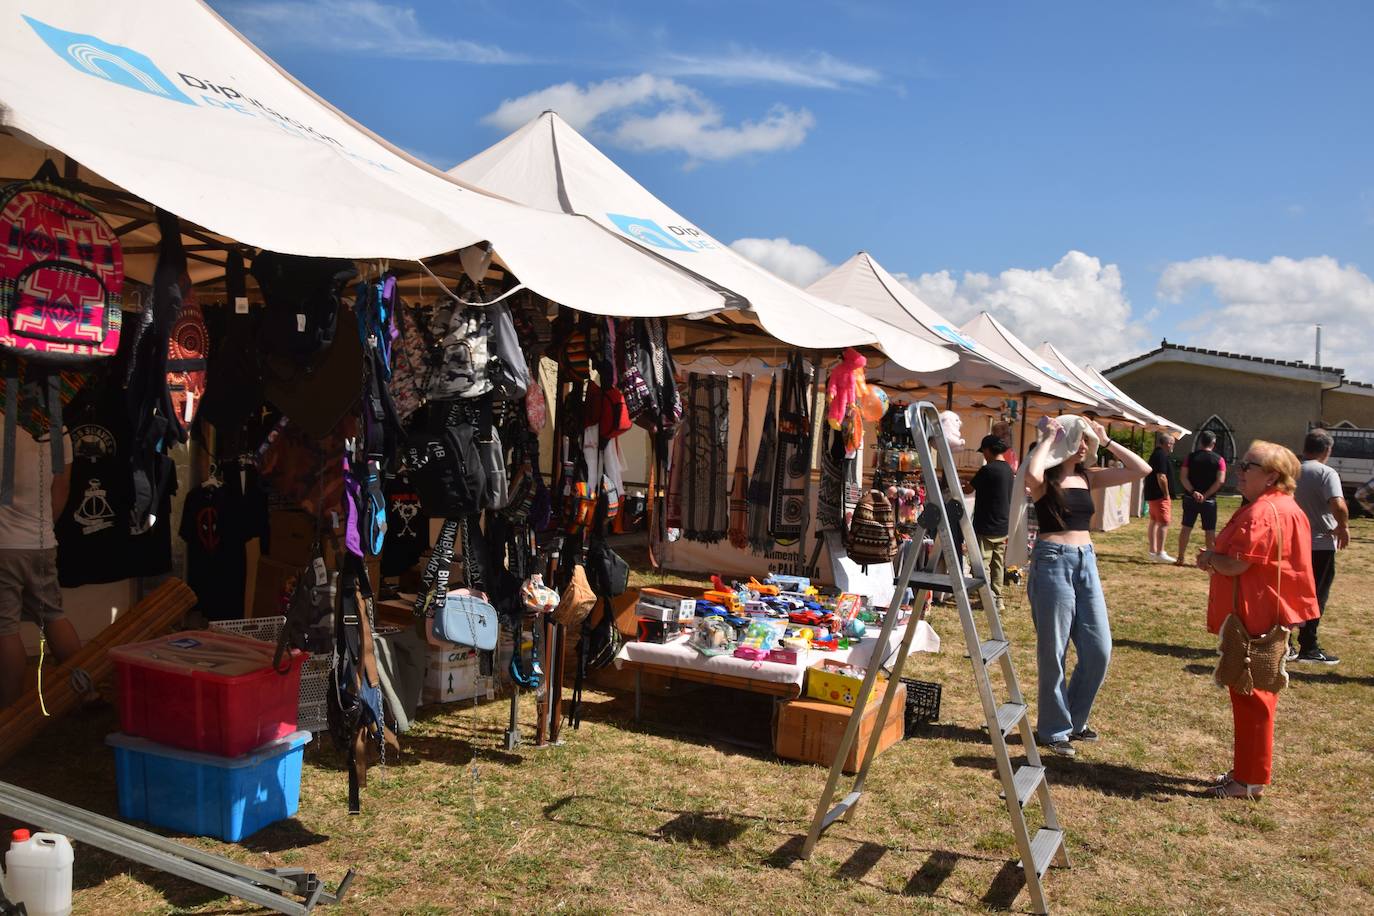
top-left (1196, 441), bottom-right (1319, 799)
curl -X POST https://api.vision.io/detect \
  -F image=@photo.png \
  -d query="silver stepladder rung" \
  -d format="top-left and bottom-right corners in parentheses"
top-left (905, 571), bottom-right (985, 594)
top-left (800, 400), bottom-right (1068, 916)
top-left (979, 639), bottom-right (1010, 666)
top-left (995, 702), bottom-right (1027, 738)
top-left (1004, 765), bottom-right (1046, 808)
top-left (1027, 828), bottom-right (1066, 879)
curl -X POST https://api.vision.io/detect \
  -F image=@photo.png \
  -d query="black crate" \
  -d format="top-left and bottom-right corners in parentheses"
top-left (900, 678), bottom-right (942, 736)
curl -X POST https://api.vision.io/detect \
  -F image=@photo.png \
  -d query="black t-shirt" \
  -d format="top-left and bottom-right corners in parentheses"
top-left (970, 460), bottom-right (1014, 537)
top-left (1182, 449), bottom-right (1224, 495)
top-left (56, 387), bottom-right (175, 587)
top-left (381, 470), bottom-right (430, 577)
top-left (180, 483), bottom-right (259, 621)
top-left (1143, 448), bottom-right (1174, 501)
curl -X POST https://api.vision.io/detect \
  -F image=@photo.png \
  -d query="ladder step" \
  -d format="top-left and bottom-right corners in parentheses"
top-left (994, 702), bottom-right (1027, 738)
top-left (979, 639), bottom-right (1010, 666)
top-left (1007, 765), bottom-right (1045, 808)
top-left (901, 571), bottom-right (985, 594)
top-left (1029, 828), bottom-right (1064, 878)
top-left (818, 790), bottom-right (863, 832)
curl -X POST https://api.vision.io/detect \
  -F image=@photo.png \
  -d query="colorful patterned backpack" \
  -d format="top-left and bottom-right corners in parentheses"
top-left (0, 166), bottom-right (123, 365)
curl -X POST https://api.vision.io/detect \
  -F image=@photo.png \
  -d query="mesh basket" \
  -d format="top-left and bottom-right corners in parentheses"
top-left (209, 616), bottom-right (332, 734)
top-left (899, 677), bottom-right (942, 735)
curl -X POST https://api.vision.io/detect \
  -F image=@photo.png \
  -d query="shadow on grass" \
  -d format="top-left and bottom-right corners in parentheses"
top-left (544, 793), bottom-right (772, 851)
top-left (239, 817), bottom-right (330, 853)
top-left (1182, 663), bottom-right (1374, 686)
top-left (1115, 637), bottom-right (1215, 660)
top-left (952, 754), bottom-right (1212, 799)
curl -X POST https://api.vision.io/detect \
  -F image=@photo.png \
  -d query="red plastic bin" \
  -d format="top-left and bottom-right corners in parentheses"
top-left (111, 630), bottom-right (307, 758)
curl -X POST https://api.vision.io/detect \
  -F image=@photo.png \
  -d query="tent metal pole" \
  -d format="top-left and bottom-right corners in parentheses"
top-left (796, 353), bottom-right (823, 577)
top-left (945, 382), bottom-right (954, 411)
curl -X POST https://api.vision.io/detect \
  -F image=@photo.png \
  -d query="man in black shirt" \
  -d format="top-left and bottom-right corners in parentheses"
top-left (967, 435), bottom-right (1014, 607)
top-left (1143, 432), bottom-right (1176, 563)
top-left (1174, 430), bottom-right (1227, 565)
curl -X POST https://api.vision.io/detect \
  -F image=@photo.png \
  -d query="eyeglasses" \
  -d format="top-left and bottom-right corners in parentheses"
top-left (1236, 458), bottom-right (1261, 472)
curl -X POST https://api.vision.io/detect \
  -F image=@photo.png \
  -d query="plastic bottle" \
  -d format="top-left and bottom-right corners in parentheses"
top-left (5, 829), bottom-right (73, 916)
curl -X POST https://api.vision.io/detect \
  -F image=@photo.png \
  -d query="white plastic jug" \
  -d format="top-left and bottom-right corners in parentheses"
top-left (5, 829), bottom-right (73, 916)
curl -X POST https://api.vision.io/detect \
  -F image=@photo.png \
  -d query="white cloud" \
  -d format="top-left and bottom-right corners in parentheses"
top-left (482, 75), bottom-right (814, 165)
top-left (220, 0), bottom-right (519, 63)
top-left (660, 49), bottom-right (881, 90)
top-left (897, 251), bottom-right (1151, 368)
top-left (1159, 255), bottom-right (1374, 377)
top-left (729, 238), bottom-right (835, 286)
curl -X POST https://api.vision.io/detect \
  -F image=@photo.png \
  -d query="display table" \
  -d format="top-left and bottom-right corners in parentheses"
top-left (614, 620), bottom-right (940, 721)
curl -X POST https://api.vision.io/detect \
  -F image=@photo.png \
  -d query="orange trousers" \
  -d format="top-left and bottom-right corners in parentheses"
top-left (1229, 687), bottom-right (1278, 785)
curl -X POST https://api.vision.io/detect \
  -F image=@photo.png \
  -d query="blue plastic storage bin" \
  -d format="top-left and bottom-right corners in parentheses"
top-left (107, 730), bottom-right (310, 841)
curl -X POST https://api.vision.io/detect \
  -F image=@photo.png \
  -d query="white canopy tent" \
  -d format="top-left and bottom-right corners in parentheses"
top-left (0, 0), bottom-right (725, 319)
top-left (959, 313), bottom-right (1098, 408)
top-left (1084, 365), bottom-right (1189, 436)
top-left (1035, 342), bottom-right (1152, 426)
top-left (449, 112), bottom-right (957, 371)
top-left (808, 252), bottom-right (1049, 393)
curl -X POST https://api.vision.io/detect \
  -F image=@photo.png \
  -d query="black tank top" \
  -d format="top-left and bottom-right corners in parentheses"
top-left (1034, 486), bottom-right (1095, 533)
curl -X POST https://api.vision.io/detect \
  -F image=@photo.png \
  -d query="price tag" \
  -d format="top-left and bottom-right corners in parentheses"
top-left (296, 313), bottom-right (307, 333)
top-left (312, 556), bottom-right (328, 586)
top-left (234, 296), bottom-right (249, 315)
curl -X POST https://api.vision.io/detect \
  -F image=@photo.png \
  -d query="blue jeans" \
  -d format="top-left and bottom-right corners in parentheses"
top-left (1027, 541), bottom-right (1111, 742)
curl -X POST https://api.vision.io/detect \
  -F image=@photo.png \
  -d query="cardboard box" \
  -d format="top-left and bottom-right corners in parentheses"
top-left (638, 587), bottom-right (697, 622)
top-left (774, 683), bottom-right (907, 774)
top-left (806, 658), bottom-right (886, 708)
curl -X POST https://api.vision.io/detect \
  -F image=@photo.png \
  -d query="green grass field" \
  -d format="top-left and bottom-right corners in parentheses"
top-left (4, 500), bottom-right (1372, 914)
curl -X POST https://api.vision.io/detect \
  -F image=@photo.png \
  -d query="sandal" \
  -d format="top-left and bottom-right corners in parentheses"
top-left (1210, 777), bottom-right (1264, 800)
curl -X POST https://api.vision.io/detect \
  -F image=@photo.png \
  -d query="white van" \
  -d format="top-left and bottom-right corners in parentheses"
top-left (1326, 427), bottom-right (1374, 515)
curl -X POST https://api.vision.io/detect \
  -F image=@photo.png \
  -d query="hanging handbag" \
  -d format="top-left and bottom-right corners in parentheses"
top-left (427, 588), bottom-right (500, 651)
top-left (1214, 502), bottom-right (1290, 694)
top-left (553, 564), bottom-right (598, 627)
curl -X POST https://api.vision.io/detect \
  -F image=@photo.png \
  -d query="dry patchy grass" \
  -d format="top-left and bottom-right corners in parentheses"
top-left (4, 500), bottom-right (1373, 914)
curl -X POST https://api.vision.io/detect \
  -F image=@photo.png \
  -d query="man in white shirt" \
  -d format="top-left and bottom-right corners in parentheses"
top-left (1, 426), bottom-right (81, 709)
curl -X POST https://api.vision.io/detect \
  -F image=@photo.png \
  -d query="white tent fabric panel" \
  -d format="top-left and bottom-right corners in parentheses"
top-left (1034, 342), bottom-right (1146, 424)
top-left (808, 252), bottom-right (1045, 392)
top-left (1085, 366), bottom-right (1190, 436)
top-left (0, 1), bottom-right (724, 319)
top-left (960, 313), bottom-right (1096, 406)
top-left (449, 113), bottom-right (957, 371)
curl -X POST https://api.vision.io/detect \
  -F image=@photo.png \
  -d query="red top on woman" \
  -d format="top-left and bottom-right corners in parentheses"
top-left (1207, 490), bottom-right (1320, 635)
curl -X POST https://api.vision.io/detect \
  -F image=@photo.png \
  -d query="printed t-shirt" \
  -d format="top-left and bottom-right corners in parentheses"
top-left (1207, 491), bottom-right (1319, 635)
top-left (179, 481), bottom-right (262, 621)
top-left (382, 470), bottom-right (430, 576)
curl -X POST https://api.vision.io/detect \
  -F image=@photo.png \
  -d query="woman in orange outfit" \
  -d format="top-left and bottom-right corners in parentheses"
top-left (1196, 440), bottom-right (1319, 799)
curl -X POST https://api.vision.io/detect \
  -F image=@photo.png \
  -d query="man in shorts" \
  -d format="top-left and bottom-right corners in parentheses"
top-left (1, 427), bottom-right (81, 709)
top-left (1175, 430), bottom-right (1227, 565)
top-left (1143, 432), bottom-right (1176, 562)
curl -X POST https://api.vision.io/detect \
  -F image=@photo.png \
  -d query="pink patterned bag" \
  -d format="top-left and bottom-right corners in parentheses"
top-left (0, 173), bottom-right (123, 365)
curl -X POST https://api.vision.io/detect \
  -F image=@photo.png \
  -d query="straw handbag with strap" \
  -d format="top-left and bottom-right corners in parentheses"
top-left (1214, 502), bottom-right (1290, 695)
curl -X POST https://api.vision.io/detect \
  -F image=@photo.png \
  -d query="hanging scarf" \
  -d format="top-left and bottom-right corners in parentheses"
top-left (816, 426), bottom-right (846, 532)
top-left (771, 353), bottom-right (813, 544)
top-left (726, 374), bottom-right (753, 548)
top-left (747, 375), bottom-right (778, 553)
top-left (682, 373), bottom-right (729, 542)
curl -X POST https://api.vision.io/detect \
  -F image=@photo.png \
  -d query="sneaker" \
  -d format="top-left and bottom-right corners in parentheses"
top-left (1036, 734), bottom-right (1076, 757)
top-left (1069, 728), bottom-right (1099, 742)
top-left (1155, 551), bottom-right (1177, 564)
top-left (1295, 649), bottom-right (1340, 666)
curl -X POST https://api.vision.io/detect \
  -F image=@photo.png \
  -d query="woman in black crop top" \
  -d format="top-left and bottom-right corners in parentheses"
top-left (1023, 416), bottom-right (1152, 758)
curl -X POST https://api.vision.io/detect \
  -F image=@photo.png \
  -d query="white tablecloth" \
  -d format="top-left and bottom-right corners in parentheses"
top-left (613, 620), bottom-right (940, 690)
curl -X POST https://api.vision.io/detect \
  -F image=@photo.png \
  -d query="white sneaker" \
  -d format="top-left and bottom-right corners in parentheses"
top-left (1154, 551), bottom-right (1177, 563)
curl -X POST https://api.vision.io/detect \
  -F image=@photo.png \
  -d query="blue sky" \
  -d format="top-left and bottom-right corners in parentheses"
top-left (211, 0), bottom-right (1374, 375)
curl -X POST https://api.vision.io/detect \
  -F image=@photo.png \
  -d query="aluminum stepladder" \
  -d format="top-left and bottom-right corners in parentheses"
top-left (800, 400), bottom-right (1067, 915)
top-left (0, 780), bottom-right (353, 915)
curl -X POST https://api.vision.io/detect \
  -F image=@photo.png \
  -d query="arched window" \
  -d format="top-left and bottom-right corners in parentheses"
top-left (1198, 415), bottom-right (1237, 466)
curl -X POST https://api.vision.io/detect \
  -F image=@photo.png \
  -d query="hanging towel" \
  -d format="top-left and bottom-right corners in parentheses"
top-left (726, 373), bottom-right (753, 548)
top-left (747, 374), bottom-right (778, 553)
top-left (682, 373), bottom-right (730, 542)
top-left (771, 353), bottom-right (813, 543)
